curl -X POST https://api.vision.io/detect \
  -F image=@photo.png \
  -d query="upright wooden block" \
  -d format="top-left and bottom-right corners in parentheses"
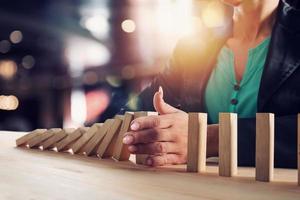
top-left (297, 114), bottom-right (299, 186)
top-left (134, 111), bottom-right (158, 165)
top-left (54, 127), bottom-right (88, 152)
top-left (97, 118), bottom-right (123, 158)
top-left (16, 129), bottom-right (47, 147)
top-left (219, 113), bottom-right (238, 177)
top-left (82, 120), bottom-right (114, 156)
top-left (187, 113), bottom-right (207, 172)
top-left (27, 128), bottom-right (61, 148)
top-left (255, 113), bottom-right (275, 182)
top-left (112, 112), bottom-right (134, 161)
top-left (39, 128), bottom-right (75, 150)
top-left (69, 124), bottom-right (102, 154)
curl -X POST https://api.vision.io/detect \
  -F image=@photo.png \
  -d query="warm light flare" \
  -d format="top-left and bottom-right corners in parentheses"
top-left (201, 1), bottom-right (227, 28)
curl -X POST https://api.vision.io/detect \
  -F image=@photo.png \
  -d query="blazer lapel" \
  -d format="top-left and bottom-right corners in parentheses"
top-left (258, 0), bottom-right (300, 111)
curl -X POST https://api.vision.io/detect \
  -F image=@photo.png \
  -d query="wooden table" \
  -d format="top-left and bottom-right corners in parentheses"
top-left (0, 131), bottom-right (299, 200)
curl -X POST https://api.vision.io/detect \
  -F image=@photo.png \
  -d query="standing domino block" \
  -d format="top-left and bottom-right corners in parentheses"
top-left (39, 129), bottom-right (71, 150)
top-left (82, 120), bottom-right (114, 156)
top-left (69, 123), bottom-right (102, 154)
top-left (112, 112), bottom-right (134, 161)
top-left (16, 129), bottom-right (47, 147)
top-left (298, 114), bottom-right (300, 186)
top-left (97, 118), bottom-right (123, 158)
top-left (187, 113), bottom-right (207, 172)
top-left (134, 111), bottom-right (158, 165)
top-left (256, 113), bottom-right (275, 182)
top-left (219, 113), bottom-right (238, 177)
top-left (27, 128), bottom-right (61, 148)
top-left (54, 127), bottom-right (88, 152)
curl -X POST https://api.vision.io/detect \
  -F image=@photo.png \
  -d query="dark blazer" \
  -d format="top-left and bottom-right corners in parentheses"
top-left (125, 0), bottom-right (300, 168)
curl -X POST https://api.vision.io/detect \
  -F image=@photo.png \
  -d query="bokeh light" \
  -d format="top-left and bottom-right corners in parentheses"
top-left (0, 95), bottom-right (19, 110)
top-left (0, 40), bottom-right (11, 54)
top-left (121, 19), bottom-right (136, 33)
top-left (0, 60), bottom-right (17, 80)
top-left (22, 55), bottom-right (35, 69)
top-left (9, 30), bottom-right (23, 44)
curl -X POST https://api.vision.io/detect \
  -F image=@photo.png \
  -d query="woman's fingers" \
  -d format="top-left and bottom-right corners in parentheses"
top-left (128, 142), bottom-right (179, 154)
top-left (130, 115), bottom-right (172, 131)
top-left (145, 154), bottom-right (186, 166)
top-left (123, 128), bottom-right (175, 145)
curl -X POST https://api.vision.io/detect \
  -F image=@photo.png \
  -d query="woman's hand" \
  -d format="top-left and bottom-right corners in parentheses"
top-left (122, 87), bottom-right (219, 166)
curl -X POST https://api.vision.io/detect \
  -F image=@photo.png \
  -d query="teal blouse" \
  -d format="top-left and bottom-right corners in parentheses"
top-left (204, 37), bottom-right (271, 124)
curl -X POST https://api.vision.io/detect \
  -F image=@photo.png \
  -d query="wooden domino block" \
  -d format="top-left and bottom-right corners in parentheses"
top-left (112, 112), bottom-right (134, 161)
top-left (187, 113), bottom-right (207, 172)
top-left (81, 120), bottom-right (114, 156)
top-left (256, 113), bottom-right (274, 182)
top-left (219, 113), bottom-right (238, 177)
top-left (39, 128), bottom-right (75, 150)
top-left (97, 118), bottom-right (123, 158)
top-left (69, 124), bottom-right (102, 154)
top-left (54, 127), bottom-right (88, 152)
top-left (16, 129), bottom-right (47, 147)
top-left (297, 114), bottom-right (299, 186)
top-left (134, 111), bottom-right (158, 165)
top-left (114, 115), bottom-right (124, 120)
top-left (27, 128), bottom-right (61, 148)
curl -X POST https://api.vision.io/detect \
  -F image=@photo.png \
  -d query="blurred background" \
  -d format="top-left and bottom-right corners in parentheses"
top-left (0, 0), bottom-right (228, 131)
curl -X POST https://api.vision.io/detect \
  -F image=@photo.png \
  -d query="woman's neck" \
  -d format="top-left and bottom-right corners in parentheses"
top-left (232, 0), bottom-right (279, 42)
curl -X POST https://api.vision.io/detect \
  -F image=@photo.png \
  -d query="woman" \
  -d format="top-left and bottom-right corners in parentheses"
top-left (122, 0), bottom-right (300, 168)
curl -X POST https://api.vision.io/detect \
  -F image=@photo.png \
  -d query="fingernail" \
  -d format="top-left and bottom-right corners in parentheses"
top-left (159, 86), bottom-right (163, 93)
top-left (128, 145), bottom-right (137, 153)
top-left (123, 135), bottom-right (134, 144)
top-left (130, 122), bottom-right (139, 131)
top-left (146, 158), bottom-right (153, 166)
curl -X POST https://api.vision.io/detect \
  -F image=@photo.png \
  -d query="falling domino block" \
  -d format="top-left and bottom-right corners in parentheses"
top-left (54, 127), bottom-right (88, 152)
top-left (134, 111), bottom-right (158, 165)
top-left (27, 128), bottom-right (61, 148)
top-left (16, 129), bottom-right (47, 147)
top-left (187, 113), bottom-right (207, 172)
top-left (69, 124), bottom-right (102, 154)
top-left (219, 113), bottom-right (238, 177)
top-left (256, 113), bottom-right (275, 182)
top-left (297, 114), bottom-right (299, 186)
top-left (39, 128), bottom-right (71, 150)
top-left (97, 118), bottom-right (123, 158)
top-left (82, 120), bottom-right (114, 156)
top-left (112, 112), bottom-right (134, 161)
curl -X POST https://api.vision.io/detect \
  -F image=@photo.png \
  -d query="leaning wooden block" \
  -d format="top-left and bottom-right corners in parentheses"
top-left (112, 112), bottom-right (134, 161)
top-left (82, 120), bottom-right (114, 156)
top-left (97, 118), bottom-right (123, 158)
top-left (27, 128), bottom-right (61, 148)
top-left (298, 114), bottom-right (300, 186)
top-left (16, 129), bottom-right (47, 147)
top-left (256, 113), bottom-right (275, 182)
top-left (219, 113), bottom-right (238, 177)
top-left (39, 128), bottom-right (75, 150)
top-left (187, 113), bottom-right (207, 173)
top-left (53, 127), bottom-right (88, 152)
top-left (69, 124), bottom-right (102, 154)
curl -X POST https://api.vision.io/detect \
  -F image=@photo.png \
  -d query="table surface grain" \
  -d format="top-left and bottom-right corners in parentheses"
top-left (0, 131), bottom-right (299, 200)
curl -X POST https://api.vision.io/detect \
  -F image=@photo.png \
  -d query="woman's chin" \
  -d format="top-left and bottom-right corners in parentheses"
top-left (220, 0), bottom-right (242, 7)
